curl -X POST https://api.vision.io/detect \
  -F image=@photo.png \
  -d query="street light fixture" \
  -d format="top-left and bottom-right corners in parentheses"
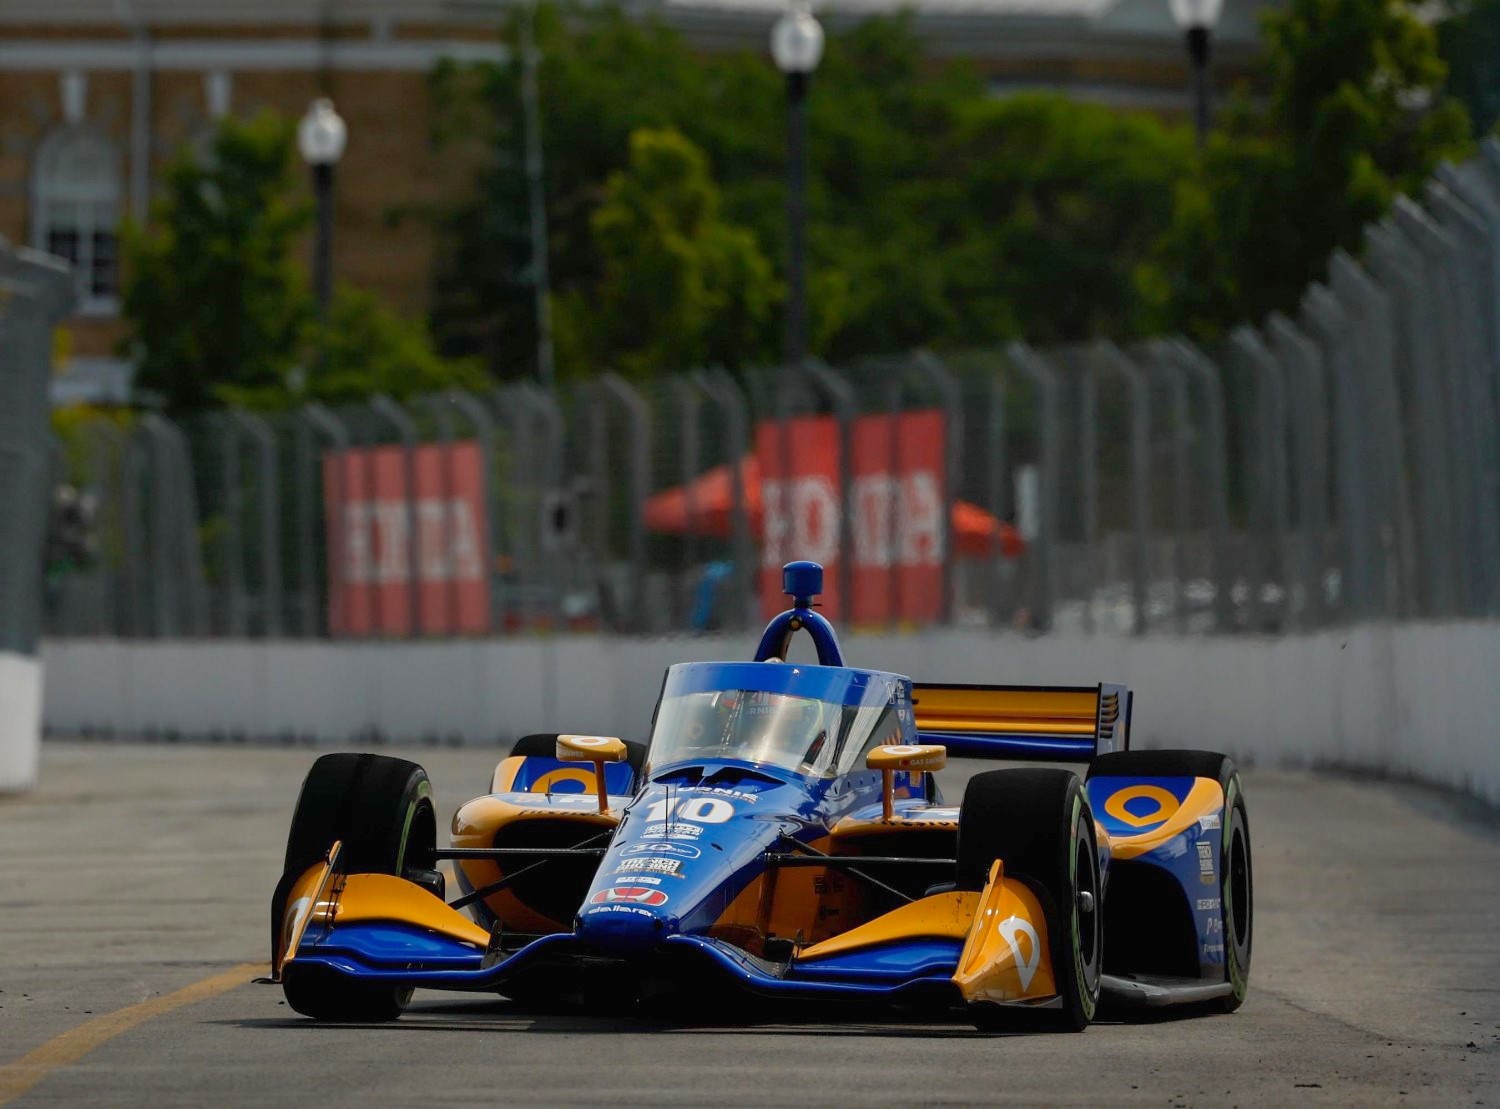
top-left (297, 98), bottom-right (347, 320)
top-left (771, 1), bottom-right (823, 373)
top-left (1169, 0), bottom-right (1222, 148)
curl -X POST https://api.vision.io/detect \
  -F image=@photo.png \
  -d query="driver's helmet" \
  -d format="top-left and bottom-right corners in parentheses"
top-left (682, 690), bottom-right (741, 748)
top-left (755, 695), bottom-right (835, 765)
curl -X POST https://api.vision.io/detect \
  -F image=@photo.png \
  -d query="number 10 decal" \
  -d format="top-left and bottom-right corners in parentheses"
top-left (644, 797), bottom-right (733, 824)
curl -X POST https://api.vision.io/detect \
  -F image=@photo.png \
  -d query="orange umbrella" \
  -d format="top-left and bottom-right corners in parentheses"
top-left (952, 499), bottom-right (1026, 559)
top-left (643, 456), bottom-right (1023, 558)
top-left (643, 456), bottom-right (764, 536)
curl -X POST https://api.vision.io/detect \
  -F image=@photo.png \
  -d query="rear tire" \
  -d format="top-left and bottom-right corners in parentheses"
top-left (272, 753), bottom-right (436, 1022)
top-left (1089, 749), bottom-right (1252, 1012)
top-left (958, 769), bottom-right (1101, 1032)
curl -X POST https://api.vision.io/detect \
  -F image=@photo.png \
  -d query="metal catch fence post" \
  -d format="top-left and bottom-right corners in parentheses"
top-left (1392, 197), bottom-right (1488, 614)
top-left (297, 403), bottom-right (351, 637)
top-left (369, 395), bottom-right (422, 638)
top-left (1094, 343), bottom-right (1152, 635)
top-left (84, 420), bottom-right (130, 636)
top-left (1006, 342), bottom-right (1060, 632)
top-left (694, 368), bottom-right (755, 629)
top-left (591, 374), bottom-right (651, 633)
top-left (219, 409), bottom-right (283, 637)
top-left (802, 362), bottom-right (857, 624)
top-left (1437, 149), bottom-right (1500, 611)
top-left (1329, 251), bottom-right (1414, 617)
top-left (132, 414), bottom-right (208, 637)
top-left (1142, 340), bottom-right (1194, 632)
top-left (0, 242), bottom-right (73, 657)
top-left (1302, 285), bottom-right (1369, 621)
top-left (1266, 314), bottom-right (1328, 627)
top-left (414, 393), bottom-right (459, 635)
top-left (910, 351), bottom-right (963, 626)
top-left (983, 358), bottom-right (1010, 628)
top-left (495, 382), bottom-right (567, 631)
top-left (441, 389), bottom-right (500, 635)
top-left (1365, 222), bottom-right (1456, 618)
top-left (1169, 341), bottom-right (1233, 633)
top-left (1426, 183), bottom-right (1500, 613)
top-left (670, 376), bottom-right (703, 627)
top-left (1227, 326), bottom-right (1289, 632)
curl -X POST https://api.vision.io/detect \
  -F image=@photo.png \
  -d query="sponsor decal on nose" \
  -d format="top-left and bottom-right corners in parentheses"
top-left (622, 841), bottom-right (701, 860)
top-left (591, 886), bottom-right (670, 907)
top-left (614, 857), bottom-right (684, 878)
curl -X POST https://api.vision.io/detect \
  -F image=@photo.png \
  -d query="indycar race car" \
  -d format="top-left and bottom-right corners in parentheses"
top-left (267, 561), bottom-right (1252, 1030)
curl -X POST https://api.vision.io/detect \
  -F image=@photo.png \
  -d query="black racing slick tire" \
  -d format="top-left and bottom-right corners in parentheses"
top-left (1089, 749), bottom-right (1253, 1013)
top-left (957, 769), bottom-right (1102, 1032)
top-left (272, 753), bottom-right (437, 1022)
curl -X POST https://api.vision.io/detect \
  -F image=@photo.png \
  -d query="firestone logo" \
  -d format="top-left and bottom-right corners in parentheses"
top-left (591, 886), bottom-right (669, 907)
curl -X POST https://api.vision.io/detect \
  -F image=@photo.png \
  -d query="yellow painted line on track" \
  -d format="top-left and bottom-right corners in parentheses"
top-left (0, 962), bottom-right (265, 1106)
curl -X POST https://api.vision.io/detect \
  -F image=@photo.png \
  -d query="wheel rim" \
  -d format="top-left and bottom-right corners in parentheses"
top-left (1227, 818), bottom-right (1251, 966)
top-left (1072, 811), bottom-right (1101, 1001)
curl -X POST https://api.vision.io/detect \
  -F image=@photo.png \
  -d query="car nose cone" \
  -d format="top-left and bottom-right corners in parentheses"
top-left (574, 887), bottom-right (682, 956)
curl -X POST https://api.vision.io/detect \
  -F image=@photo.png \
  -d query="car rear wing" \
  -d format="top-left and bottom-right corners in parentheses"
top-left (911, 683), bottom-right (1132, 762)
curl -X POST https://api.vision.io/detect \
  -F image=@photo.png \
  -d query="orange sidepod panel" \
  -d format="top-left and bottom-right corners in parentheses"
top-left (952, 861), bottom-right (1058, 1005)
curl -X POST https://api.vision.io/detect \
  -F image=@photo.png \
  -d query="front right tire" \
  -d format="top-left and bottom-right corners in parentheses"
top-left (957, 768), bottom-right (1101, 1032)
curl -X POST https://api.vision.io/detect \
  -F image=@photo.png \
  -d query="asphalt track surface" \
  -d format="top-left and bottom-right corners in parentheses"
top-left (2, 743), bottom-right (1498, 1107)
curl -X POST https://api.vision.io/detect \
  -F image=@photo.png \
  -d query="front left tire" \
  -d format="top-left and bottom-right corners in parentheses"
top-left (272, 753), bottom-right (437, 1021)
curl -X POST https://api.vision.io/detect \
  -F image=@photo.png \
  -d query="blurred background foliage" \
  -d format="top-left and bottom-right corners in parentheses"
top-left (430, 0), bottom-right (1479, 381)
top-left (120, 113), bottom-right (480, 413)
top-left (117, 0), bottom-right (1488, 407)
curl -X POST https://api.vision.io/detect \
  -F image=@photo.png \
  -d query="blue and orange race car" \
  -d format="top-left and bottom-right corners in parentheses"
top-left (268, 561), bottom-right (1252, 1030)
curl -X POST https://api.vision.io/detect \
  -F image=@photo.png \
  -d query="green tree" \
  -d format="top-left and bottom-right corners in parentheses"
top-left (555, 128), bottom-right (776, 377)
top-left (123, 113), bottom-right (310, 412)
top-left (1440, 0), bottom-right (1500, 136)
top-left (1162, 0), bottom-right (1472, 335)
top-left (126, 112), bottom-right (483, 411)
top-left (428, 7), bottom-right (785, 376)
top-left (429, 6), bottom-right (1196, 374)
top-left (307, 286), bottom-right (488, 403)
top-left (929, 95), bottom-right (1197, 346)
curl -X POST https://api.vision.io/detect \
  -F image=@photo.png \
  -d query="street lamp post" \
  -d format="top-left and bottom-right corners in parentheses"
top-left (1169, 0), bottom-right (1222, 148)
top-left (297, 98), bottom-right (347, 321)
top-left (519, 0), bottom-right (556, 392)
top-left (771, 2), bottom-right (824, 373)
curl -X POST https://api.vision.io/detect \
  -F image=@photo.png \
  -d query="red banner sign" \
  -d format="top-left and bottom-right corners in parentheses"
top-left (756, 410), bottom-right (946, 624)
top-left (323, 441), bottom-right (490, 636)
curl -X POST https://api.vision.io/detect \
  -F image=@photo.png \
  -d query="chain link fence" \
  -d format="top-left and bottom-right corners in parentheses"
top-left (39, 140), bottom-right (1500, 641)
top-left (1, 238), bottom-right (73, 657)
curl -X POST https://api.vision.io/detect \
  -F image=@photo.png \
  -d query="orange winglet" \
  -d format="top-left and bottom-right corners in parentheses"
top-left (329, 873), bottom-right (490, 948)
top-left (952, 860), bottom-right (1057, 1004)
top-left (794, 891), bottom-right (979, 962)
top-left (273, 840), bottom-right (342, 980)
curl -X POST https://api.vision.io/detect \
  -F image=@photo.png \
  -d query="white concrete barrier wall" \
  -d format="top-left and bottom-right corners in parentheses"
top-left (0, 650), bottom-right (42, 793)
top-left (39, 622), bottom-right (1500, 805)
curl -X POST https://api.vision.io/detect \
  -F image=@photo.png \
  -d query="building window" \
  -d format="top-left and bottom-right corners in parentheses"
top-left (32, 128), bottom-right (122, 315)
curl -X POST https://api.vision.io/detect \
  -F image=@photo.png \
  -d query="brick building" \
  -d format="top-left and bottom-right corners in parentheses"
top-left (0, 1), bottom-right (504, 395)
top-left (0, 0), bottom-right (1262, 398)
